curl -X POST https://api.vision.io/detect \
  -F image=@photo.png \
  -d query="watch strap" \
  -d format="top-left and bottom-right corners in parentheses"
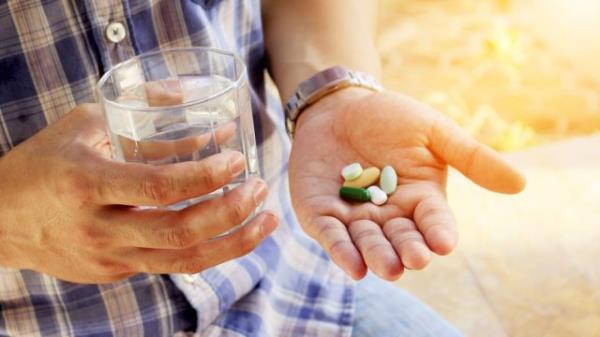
top-left (284, 66), bottom-right (383, 138)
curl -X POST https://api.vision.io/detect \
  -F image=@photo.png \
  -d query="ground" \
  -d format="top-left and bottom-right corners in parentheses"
top-left (378, 1), bottom-right (600, 336)
top-left (397, 135), bottom-right (600, 337)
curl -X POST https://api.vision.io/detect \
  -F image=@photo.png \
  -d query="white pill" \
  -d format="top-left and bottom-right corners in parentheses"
top-left (379, 165), bottom-right (398, 195)
top-left (341, 162), bottom-right (363, 181)
top-left (367, 185), bottom-right (387, 205)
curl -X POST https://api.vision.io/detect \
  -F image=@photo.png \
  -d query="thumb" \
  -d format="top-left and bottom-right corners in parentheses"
top-left (430, 116), bottom-right (526, 194)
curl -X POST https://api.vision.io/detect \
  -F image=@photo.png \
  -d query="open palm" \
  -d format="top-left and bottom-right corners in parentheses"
top-left (288, 89), bottom-right (525, 281)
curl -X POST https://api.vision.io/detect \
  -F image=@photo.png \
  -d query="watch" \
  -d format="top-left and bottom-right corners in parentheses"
top-left (284, 65), bottom-right (383, 138)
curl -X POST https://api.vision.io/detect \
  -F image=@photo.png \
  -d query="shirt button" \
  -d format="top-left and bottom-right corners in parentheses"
top-left (105, 22), bottom-right (127, 43)
top-left (182, 274), bottom-right (195, 284)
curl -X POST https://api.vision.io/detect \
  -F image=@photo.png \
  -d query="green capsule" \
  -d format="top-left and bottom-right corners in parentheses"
top-left (339, 186), bottom-right (371, 202)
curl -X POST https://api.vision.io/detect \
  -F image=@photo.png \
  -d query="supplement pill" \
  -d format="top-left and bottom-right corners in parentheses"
top-left (367, 185), bottom-right (388, 205)
top-left (343, 167), bottom-right (381, 188)
top-left (379, 165), bottom-right (398, 195)
top-left (341, 162), bottom-right (363, 181)
top-left (339, 187), bottom-right (371, 202)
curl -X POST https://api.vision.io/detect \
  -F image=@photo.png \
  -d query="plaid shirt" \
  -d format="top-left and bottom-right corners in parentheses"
top-left (0, 1), bottom-right (354, 336)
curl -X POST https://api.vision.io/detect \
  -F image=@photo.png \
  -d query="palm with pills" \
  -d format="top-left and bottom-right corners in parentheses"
top-left (288, 88), bottom-right (525, 281)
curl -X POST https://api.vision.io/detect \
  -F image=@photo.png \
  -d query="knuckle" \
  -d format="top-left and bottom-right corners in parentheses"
top-left (59, 168), bottom-right (93, 205)
top-left (464, 143), bottom-right (483, 176)
top-left (414, 200), bottom-right (437, 222)
top-left (198, 164), bottom-right (220, 188)
top-left (237, 230), bottom-right (260, 256)
top-left (163, 226), bottom-right (196, 249)
top-left (383, 219), bottom-right (417, 237)
top-left (176, 260), bottom-right (206, 274)
top-left (226, 199), bottom-right (248, 225)
top-left (363, 241), bottom-right (391, 259)
top-left (351, 226), bottom-right (381, 242)
top-left (76, 225), bottom-right (108, 250)
top-left (93, 257), bottom-right (131, 275)
top-left (142, 171), bottom-right (173, 204)
top-left (314, 219), bottom-right (342, 240)
top-left (327, 238), bottom-right (351, 256)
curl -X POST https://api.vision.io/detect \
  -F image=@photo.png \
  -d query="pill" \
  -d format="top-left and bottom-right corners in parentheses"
top-left (379, 165), bottom-right (398, 195)
top-left (367, 185), bottom-right (388, 205)
top-left (339, 186), bottom-right (371, 202)
top-left (341, 162), bottom-right (363, 181)
top-left (343, 167), bottom-right (381, 188)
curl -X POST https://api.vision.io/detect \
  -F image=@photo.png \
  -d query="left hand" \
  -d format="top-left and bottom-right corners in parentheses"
top-left (288, 87), bottom-right (525, 281)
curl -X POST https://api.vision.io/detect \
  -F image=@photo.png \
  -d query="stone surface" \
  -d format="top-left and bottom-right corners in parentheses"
top-left (395, 135), bottom-right (600, 337)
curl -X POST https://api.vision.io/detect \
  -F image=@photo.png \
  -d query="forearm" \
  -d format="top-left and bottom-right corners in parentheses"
top-left (262, 0), bottom-right (381, 101)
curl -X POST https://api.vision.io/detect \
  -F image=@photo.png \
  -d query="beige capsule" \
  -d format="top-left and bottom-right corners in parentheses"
top-left (343, 166), bottom-right (381, 188)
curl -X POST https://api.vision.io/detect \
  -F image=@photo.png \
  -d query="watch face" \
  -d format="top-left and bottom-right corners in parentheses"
top-left (299, 66), bottom-right (348, 96)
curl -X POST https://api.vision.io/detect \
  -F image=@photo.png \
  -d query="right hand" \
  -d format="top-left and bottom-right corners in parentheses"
top-left (0, 104), bottom-right (277, 284)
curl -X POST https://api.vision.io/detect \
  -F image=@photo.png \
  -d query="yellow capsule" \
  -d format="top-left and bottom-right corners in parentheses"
top-left (343, 167), bottom-right (380, 188)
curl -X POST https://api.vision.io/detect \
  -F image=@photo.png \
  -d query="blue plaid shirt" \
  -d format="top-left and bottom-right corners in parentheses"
top-left (0, 1), bottom-right (354, 336)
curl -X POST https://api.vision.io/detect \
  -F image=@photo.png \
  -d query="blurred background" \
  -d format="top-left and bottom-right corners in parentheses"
top-left (378, 1), bottom-right (600, 336)
top-left (379, 0), bottom-right (600, 151)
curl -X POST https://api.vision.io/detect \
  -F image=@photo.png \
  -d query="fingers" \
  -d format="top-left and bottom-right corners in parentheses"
top-left (129, 211), bottom-right (278, 274)
top-left (431, 116), bottom-right (526, 194)
top-left (383, 218), bottom-right (431, 270)
top-left (106, 177), bottom-right (268, 248)
top-left (93, 150), bottom-right (246, 206)
top-left (349, 220), bottom-right (403, 281)
top-left (412, 188), bottom-right (458, 256)
top-left (215, 121), bottom-right (238, 145)
top-left (117, 116), bottom-right (238, 162)
top-left (305, 216), bottom-right (366, 280)
top-left (144, 79), bottom-right (183, 106)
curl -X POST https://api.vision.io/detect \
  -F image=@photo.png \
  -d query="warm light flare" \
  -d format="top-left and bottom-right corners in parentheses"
top-left (378, 0), bottom-right (600, 151)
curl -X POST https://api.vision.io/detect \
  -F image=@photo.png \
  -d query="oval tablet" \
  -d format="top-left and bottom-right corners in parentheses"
top-left (367, 185), bottom-right (387, 205)
top-left (341, 162), bottom-right (363, 181)
top-left (343, 167), bottom-right (381, 188)
top-left (379, 165), bottom-right (398, 195)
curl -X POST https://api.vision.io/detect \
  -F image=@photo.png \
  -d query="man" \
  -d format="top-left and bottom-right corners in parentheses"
top-left (0, 0), bottom-right (525, 336)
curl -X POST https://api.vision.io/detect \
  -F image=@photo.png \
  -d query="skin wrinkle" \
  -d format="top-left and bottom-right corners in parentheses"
top-left (350, 223), bottom-right (385, 242)
top-left (383, 219), bottom-right (420, 239)
top-left (361, 241), bottom-right (396, 263)
top-left (309, 216), bottom-right (343, 239)
top-left (318, 224), bottom-right (351, 254)
top-left (464, 144), bottom-right (484, 184)
top-left (390, 234), bottom-right (425, 249)
top-left (414, 194), bottom-right (447, 223)
top-left (304, 196), bottom-right (350, 219)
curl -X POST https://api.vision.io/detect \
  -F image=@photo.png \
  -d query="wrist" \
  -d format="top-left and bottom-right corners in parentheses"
top-left (295, 86), bottom-right (375, 133)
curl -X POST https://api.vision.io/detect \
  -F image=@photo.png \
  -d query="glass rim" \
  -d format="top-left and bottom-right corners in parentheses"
top-left (96, 47), bottom-right (247, 113)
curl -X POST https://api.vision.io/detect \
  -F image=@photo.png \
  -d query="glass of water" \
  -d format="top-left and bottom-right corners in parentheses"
top-left (96, 47), bottom-right (259, 215)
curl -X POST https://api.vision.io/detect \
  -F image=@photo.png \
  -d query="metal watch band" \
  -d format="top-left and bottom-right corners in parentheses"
top-left (284, 66), bottom-right (383, 138)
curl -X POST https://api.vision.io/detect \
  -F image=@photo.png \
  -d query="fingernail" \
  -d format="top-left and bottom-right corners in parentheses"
top-left (229, 153), bottom-right (246, 176)
top-left (260, 212), bottom-right (278, 237)
top-left (253, 180), bottom-right (268, 204)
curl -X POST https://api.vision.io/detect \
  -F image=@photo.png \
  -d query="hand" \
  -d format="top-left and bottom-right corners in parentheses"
top-left (289, 88), bottom-right (525, 281)
top-left (0, 104), bottom-right (278, 283)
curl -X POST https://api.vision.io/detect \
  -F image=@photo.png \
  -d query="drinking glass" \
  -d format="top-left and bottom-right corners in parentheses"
top-left (97, 47), bottom-right (260, 219)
